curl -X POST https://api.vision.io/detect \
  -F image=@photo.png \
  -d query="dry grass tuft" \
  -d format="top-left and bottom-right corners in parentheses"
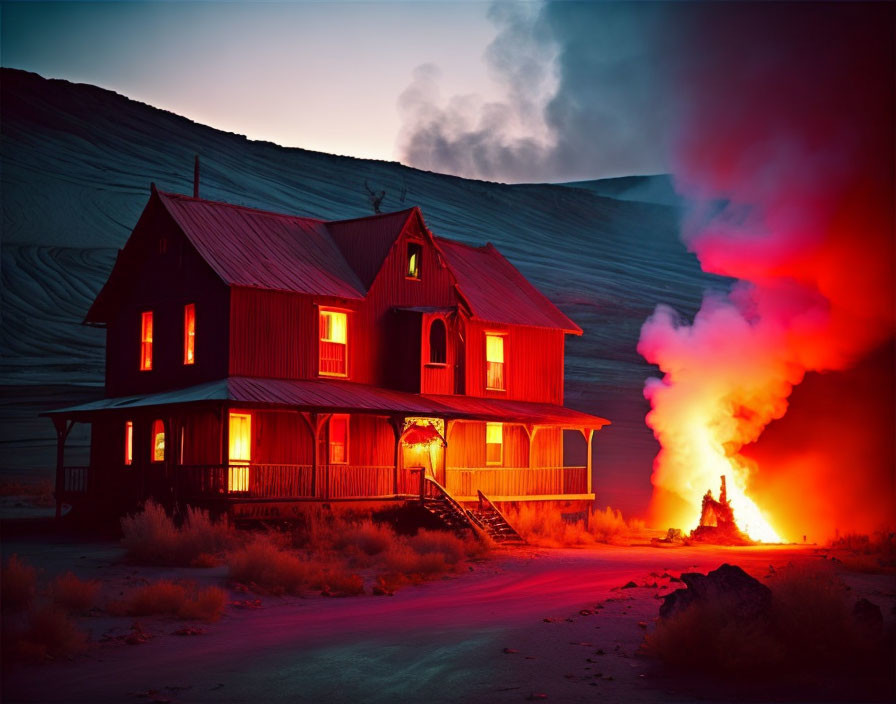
top-left (109, 580), bottom-right (226, 622)
top-left (7, 606), bottom-right (88, 662)
top-left (121, 501), bottom-right (235, 566)
top-left (228, 534), bottom-right (312, 595)
top-left (508, 504), bottom-right (644, 547)
top-left (50, 572), bottom-right (100, 613)
top-left (2, 554), bottom-right (38, 611)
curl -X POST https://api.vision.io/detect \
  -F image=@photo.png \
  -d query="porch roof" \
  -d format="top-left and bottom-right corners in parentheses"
top-left (43, 377), bottom-right (609, 430)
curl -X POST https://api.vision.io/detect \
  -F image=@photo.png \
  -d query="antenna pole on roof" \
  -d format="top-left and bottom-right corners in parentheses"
top-left (193, 154), bottom-right (200, 199)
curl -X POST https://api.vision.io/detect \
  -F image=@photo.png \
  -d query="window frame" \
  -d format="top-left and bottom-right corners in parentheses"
top-left (124, 421), bottom-right (134, 466)
top-left (427, 318), bottom-right (447, 366)
top-left (318, 308), bottom-right (349, 378)
top-left (406, 241), bottom-right (423, 280)
top-left (328, 414), bottom-right (349, 465)
top-left (140, 311), bottom-right (153, 371)
top-left (150, 419), bottom-right (165, 463)
top-left (183, 303), bottom-right (196, 365)
top-left (485, 422), bottom-right (503, 466)
top-left (485, 332), bottom-right (506, 392)
top-left (228, 411), bottom-right (252, 493)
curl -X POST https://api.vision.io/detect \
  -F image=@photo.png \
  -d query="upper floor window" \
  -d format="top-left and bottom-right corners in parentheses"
top-left (429, 319), bottom-right (447, 365)
top-left (319, 310), bottom-right (348, 377)
top-left (183, 303), bottom-right (196, 365)
top-left (151, 419), bottom-right (165, 462)
top-left (486, 334), bottom-right (505, 391)
top-left (228, 412), bottom-right (251, 492)
top-left (407, 242), bottom-right (422, 280)
top-left (486, 422), bottom-right (503, 465)
top-left (140, 311), bottom-right (153, 371)
top-left (124, 421), bottom-right (133, 466)
top-left (328, 414), bottom-right (349, 464)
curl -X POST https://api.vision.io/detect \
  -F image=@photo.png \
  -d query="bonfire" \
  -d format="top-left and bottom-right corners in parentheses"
top-left (689, 476), bottom-right (753, 545)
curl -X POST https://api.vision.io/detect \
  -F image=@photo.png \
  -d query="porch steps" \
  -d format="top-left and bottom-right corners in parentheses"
top-left (420, 479), bottom-right (525, 546)
top-left (468, 491), bottom-right (526, 545)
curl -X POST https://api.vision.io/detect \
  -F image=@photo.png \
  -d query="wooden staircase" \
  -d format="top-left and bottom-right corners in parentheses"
top-left (421, 478), bottom-right (525, 545)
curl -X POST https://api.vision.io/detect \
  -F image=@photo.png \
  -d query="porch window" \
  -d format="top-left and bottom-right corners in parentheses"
top-left (329, 414), bottom-right (349, 464)
top-left (486, 422), bottom-right (503, 465)
top-left (228, 412), bottom-right (251, 492)
top-left (183, 303), bottom-right (196, 365)
top-left (429, 319), bottom-right (446, 364)
top-left (407, 242), bottom-right (422, 279)
top-left (486, 334), bottom-right (505, 390)
top-left (124, 421), bottom-right (133, 466)
top-left (151, 419), bottom-right (165, 462)
top-left (140, 311), bottom-right (153, 371)
top-left (319, 310), bottom-right (348, 376)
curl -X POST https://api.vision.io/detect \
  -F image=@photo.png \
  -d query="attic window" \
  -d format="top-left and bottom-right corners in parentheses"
top-left (319, 309), bottom-right (348, 377)
top-left (140, 311), bottom-right (153, 371)
top-left (407, 242), bottom-right (422, 280)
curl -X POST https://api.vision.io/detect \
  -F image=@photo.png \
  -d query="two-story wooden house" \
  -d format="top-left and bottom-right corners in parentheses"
top-left (46, 185), bottom-right (608, 520)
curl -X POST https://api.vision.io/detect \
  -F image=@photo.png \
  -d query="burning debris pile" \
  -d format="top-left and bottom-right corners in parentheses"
top-left (690, 476), bottom-right (753, 546)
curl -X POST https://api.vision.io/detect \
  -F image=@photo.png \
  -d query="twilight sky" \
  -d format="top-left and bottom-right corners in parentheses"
top-left (1, 0), bottom-right (675, 182)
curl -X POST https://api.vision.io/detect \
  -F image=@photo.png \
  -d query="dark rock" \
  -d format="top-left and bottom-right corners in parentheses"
top-left (853, 598), bottom-right (883, 630)
top-left (659, 563), bottom-right (772, 621)
top-left (621, 581), bottom-right (637, 589)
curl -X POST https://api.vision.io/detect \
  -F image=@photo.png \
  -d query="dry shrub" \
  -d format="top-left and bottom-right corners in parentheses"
top-left (828, 530), bottom-right (896, 573)
top-left (508, 504), bottom-right (642, 547)
top-left (121, 501), bottom-right (235, 566)
top-left (646, 561), bottom-right (884, 678)
top-left (2, 554), bottom-right (38, 611)
top-left (330, 519), bottom-right (394, 557)
top-left (228, 534), bottom-right (309, 595)
top-left (6, 606), bottom-right (88, 662)
top-left (0, 479), bottom-right (55, 506)
top-left (50, 572), bottom-right (100, 613)
top-left (110, 580), bottom-right (226, 622)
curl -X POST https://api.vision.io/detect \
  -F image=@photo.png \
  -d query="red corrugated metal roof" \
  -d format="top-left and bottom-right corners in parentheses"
top-left (434, 238), bottom-right (582, 334)
top-left (326, 209), bottom-right (415, 288)
top-left (158, 191), bottom-right (366, 299)
top-left (45, 376), bottom-right (608, 429)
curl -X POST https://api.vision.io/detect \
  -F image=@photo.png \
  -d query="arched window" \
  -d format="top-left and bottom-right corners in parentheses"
top-left (151, 420), bottom-right (166, 462)
top-left (429, 319), bottom-right (447, 364)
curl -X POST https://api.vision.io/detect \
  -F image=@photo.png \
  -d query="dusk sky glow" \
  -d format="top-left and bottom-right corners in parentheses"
top-left (1, 1), bottom-right (501, 165)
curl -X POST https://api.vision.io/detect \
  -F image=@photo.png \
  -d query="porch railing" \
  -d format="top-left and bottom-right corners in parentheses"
top-left (62, 466), bottom-right (89, 494)
top-left (444, 466), bottom-right (588, 498)
top-left (175, 464), bottom-right (397, 500)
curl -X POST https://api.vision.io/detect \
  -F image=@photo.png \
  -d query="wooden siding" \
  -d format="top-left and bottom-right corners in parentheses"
top-left (463, 320), bottom-right (565, 403)
top-left (350, 415), bottom-right (396, 466)
top-left (229, 288), bottom-right (321, 379)
top-left (532, 427), bottom-right (563, 467)
top-left (252, 410), bottom-right (313, 464)
top-left (356, 217), bottom-right (459, 387)
top-left (419, 312), bottom-right (459, 394)
top-left (105, 202), bottom-right (230, 397)
top-left (446, 421), bottom-right (530, 469)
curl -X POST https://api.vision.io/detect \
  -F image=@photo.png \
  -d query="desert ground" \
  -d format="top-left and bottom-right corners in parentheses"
top-left (3, 515), bottom-right (893, 704)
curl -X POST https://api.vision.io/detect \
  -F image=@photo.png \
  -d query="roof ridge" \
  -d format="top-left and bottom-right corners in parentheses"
top-left (157, 189), bottom-right (326, 224)
top-left (326, 207), bottom-right (417, 227)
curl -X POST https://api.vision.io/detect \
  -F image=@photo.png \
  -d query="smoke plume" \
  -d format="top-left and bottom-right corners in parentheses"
top-left (638, 3), bottom-right (895, 540)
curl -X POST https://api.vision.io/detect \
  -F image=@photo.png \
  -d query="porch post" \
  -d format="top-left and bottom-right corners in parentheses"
top-left (586, 428), bottom-right (594, 495)
top-left (52, 417), bottom-right (73, 520)
top-left (299, 412), bottom-right (317, 498)
top-left (389, 416), bottom-right (403, 495)
top-left (524, 424), bottom-right (536, 469)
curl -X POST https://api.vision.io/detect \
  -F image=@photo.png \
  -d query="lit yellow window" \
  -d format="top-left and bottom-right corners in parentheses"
top-left (228, 412), bottom-right (251, 492)
top-left (140, 311), bottom-right (153, 371)
top-left (183, 303), bottom-right (196, 365)
top-left (151, 419), bottom-right (165, 462)
top-left (125, 421), bottom-right (133, 466)
top-left (486, 422), bottom-right (503, 465)
top-left (319, 310), bottom-right (348, 376)
top-left (407, 242), bottom-right (422, 279)
top-left (486, 334), bottom-right (505, 390)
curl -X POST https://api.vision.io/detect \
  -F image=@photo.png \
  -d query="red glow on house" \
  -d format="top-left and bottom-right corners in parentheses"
top-left (46, 185), bottom-right (608, 522)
